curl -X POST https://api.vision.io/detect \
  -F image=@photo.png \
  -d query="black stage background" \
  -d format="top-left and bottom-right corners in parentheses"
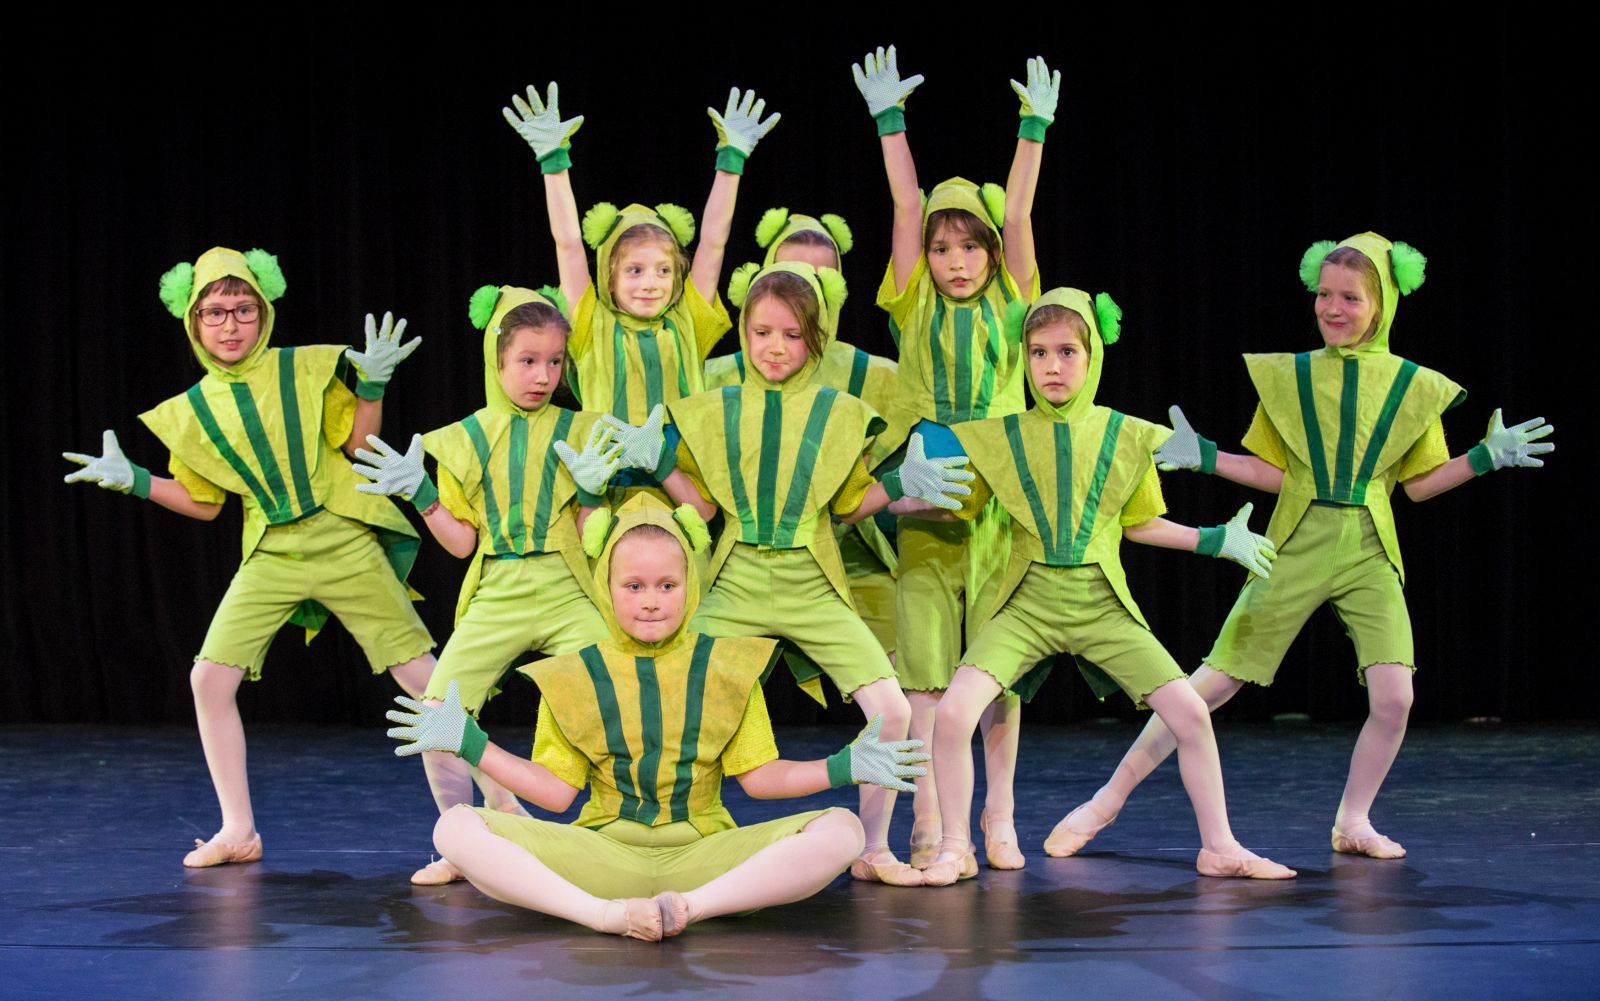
top-left (3, 18), bottom-right (1587, 729)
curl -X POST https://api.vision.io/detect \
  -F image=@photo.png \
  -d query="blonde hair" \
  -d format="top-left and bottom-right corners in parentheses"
top-left (609, 224), bottom-right (689, 304)
top-left (1024, 304), bottom-right (1091, 353)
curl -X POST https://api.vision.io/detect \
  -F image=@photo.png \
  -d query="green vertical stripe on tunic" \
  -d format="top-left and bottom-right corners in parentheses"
top-left (1069, 413), bottom-right (1125, 563)
top-left (1295, 352), bottom-right (1334, 500)
top-left (719, 388), bottom-right (758, 540)
top-left (668, 635), bottom-right (715, 823)
top-left (229, 383), bottom-right (292, 520)
top-left (1352, 360), bottom-right (1419, 504)
top-left (580, 646), bottom-right (642, 822)
top-left (632, 656), bottom-right (664, 825)
top-left (774, 389), bottom-right (839, 547)
top-left (277, 349), bottom-right (316, 513)
top-left (462, 414), bottom-right (510, 555)
top-left (187, 384), bottom-right (276, 516)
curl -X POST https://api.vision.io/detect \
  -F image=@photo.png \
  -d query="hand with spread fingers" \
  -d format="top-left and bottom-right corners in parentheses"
top-left (1196, 502), bottom-right (1278, 577)
top-left (601, 404), bottom-right (666, 473)
top-left (1469, 408), bottom-right (1554, 474)
top-left (554, 423), bottom-right (624, 497)
top-left (387, 680), bottom-right (488, 766)
top-left (503, 81), bottom-right (584, 166)
top-left (64, 429), bottom-right (149, 498)
top-left (826, 714), bottom-right (929, 793)
top-left (352, 433), bottom-right (438, 512)
top-left (852, 45), bottom-right (925, 131)
top-left (1010, 55), bottom-right (1061, 135)
top-left (345, 312), bottom-right (420, 399)
top-left (882, 432), bottom-right (975, 511)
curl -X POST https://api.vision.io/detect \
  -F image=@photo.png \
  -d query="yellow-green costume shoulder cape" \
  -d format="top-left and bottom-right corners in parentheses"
top-left (1248, 233), bottom-right (1466, 583)
top-left (953, 288), bottom-right (1167, 701)
top-left (139, 248), bottom-right (418, 641)
top-left (876, 178), bottom-right (1033, 463)
top-left (524, 632), bottom-right (780, 835)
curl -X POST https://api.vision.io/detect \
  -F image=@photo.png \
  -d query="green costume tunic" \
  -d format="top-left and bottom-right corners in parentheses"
top-left (570, 204), bottom-right (731, 424)
top-left (138, 247), bottom-right (423, 649)
top-left (419, 286), bottom-right (609, 709)
top-left (477, 496), bottom-right (827, 899)
top-left (670, 262), bottom-right (893, 702)
top-left (953, 289), bottom-right (1171, 701)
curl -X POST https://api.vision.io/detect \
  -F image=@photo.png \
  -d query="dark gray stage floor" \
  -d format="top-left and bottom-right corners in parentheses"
top-left (2, 722), bottom-right (1595, 1000)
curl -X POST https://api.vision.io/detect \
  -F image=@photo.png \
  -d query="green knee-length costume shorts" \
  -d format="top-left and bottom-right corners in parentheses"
top-left (961, 563), bottom-right (1185, 705)
top-left (475, 808), bottom-right (836, 900)
top-left (1204, 503), bottom-right (1414, 686)
top-left (199, 510), bottom-right (433, 679)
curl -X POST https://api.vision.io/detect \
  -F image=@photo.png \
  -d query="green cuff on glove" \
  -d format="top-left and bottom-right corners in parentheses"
top-left (825, 747), bottom-right (854, 788)
top-left (1197, 436), bottom-right (1218, 475)
top-left (129, 464), bottom-right (152, 500)
top-left (409, 475), bottom-right (439, 514)
top-left (355, 379), bottom-right (386, 402)
top-left (654, 428), bottom-right (680, 481)
top-left (879, 468), bottom-right (906, 502)
top-left (1467, 442), bottom-right (1495, 476)
top-left (1018, 115), bottom-right (1050, 142)
top-left (459, 716), bottom-right (488, 767)
top-left (874, 107), bottom-right (906, 136)
top-left (1195, 525), bottom-right (1224, 558)
top-left (715, 146), bottom-right (748, 175)
top-left (539, 146), bottom-right (572, 174)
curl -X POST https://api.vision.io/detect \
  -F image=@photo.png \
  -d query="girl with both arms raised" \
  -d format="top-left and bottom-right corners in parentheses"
top-left (1047, 234), bottom-right (1554, 861)
top-left (504, 80), bottom-right (777, 431)
top-left (350, 284), bottom-right (626, 883)
top-left (854, 45), bottom-right (1053, 870)
top-left (704, 209), bottom-right (904, 683)
top-left (386, 495), bottom-right (928, 941)
top-left (608, 260), bottom-right (973, 886)
top-left (916, 288), bottom-right (1296, 884)
top-left (63, 247), bottom-right (447, 868)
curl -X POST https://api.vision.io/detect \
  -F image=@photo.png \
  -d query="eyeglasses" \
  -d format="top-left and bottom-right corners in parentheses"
top-left (196, 303), bottom-right (261, 326)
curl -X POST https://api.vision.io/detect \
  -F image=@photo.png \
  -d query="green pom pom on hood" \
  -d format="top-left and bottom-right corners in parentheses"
top-left (1389, 241), bottom-right (1427, 295)
top-left (538, 285), bottom-right (570, 317)
top-left (819, 214), bottom-right (853, 256)
top-left (591, 494), bottom-right (708, 656)
top-left (672, 503), bottom-right (712, 553)
top-left (582, 203), bottom-right (621, 250)
top-left (587, 203), bottom-right (698, 316)
top-left (730, 261), bottom-right (843, 392)
top-left (1299, 240), bottom-right (1340, 291)
top-left (243, 249), bottom-right (286, 301)
top-left (726, 262), bottom-right (762, 309)
top-left (1094, 292), bottom-right (1122, 345)
top-left (581, 505), bottom-right (615, 558)
top-left (468, 285), bottom-right (501, 330)
top-left (755, 207), bottom-right (791, 249)
top-left (158, 262), bottom-right (194, 319)
top-left (654, 203), bottom-right (696, 246)
top-left (979, 183), bottom-right (1006, 228)
top-left (757, 208), bottom-right (853, 269)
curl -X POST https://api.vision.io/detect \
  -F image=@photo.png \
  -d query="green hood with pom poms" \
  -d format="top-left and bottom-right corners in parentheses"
top-left (158, 246), bottom-right (286, 380)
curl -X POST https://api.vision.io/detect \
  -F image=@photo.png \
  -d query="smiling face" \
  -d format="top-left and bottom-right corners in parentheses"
top-left (925, 213), bottom-right (994, 299)
top-left (496, 323), bottom-right (566, 411)
top-left (609, 230), bottom-right (679, 319)
top-left (745, 294), bottom-right (810, 384)
top-left (607, 529), bottom-right (688, 645)
top-left (1026, 318), bottom-right (1090, 406)
top-left (1314, 262), bottom-right (1381, 348)
top-left (193, 288), bottom-right (264, 367)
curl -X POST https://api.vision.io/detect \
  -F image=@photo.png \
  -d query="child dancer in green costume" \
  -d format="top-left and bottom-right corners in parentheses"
top-left (1048, 234), bottom-right (1554, 861)
top-left (917, 288), bottom-right (1295, 884)
top-left (386, 495), bottom-right (928, 941)
top-left (350, 284), bottom-right (623, 884)
top-left (62, 247), bottom-right (444, 869)
top-left (854, 46), bottom-right (1054, 869)
top-left (504, 81), bottom-right (778, 427)
top-left (705, 208), bottom-right (902, 661)
top-left (616, 261), bottom-right (972, 886)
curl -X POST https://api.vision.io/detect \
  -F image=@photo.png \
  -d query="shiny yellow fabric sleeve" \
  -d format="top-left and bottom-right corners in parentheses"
top-left (322, 379), bottom-right (357, 450)
top-left (875, 256), bottom-right (926, 332)
top-left (435, 466), bottom-right (479, 528)
top-left (1119, 463), bottom-right (1167, 526)
top-left (682, 277), bottom-right (733, 358)
top-left (1241, 404), bottom-right (1289, 471)
top-left (168, 454), bottom-right (227, 505)
top-left (674, 441), bottom-right (714, 506)
top-left (1396, 418), bottom-right (1449, 482)
top-left (951, 468), bottom-right (996, 521)
top-left (719, 685), bottom-right (780, 776)
top-left (829, 456), bottom-right (877, 516)
top-left (568, 284), bottom-right (599, 360)
top-left (531, 698), bottom-right (592, 791)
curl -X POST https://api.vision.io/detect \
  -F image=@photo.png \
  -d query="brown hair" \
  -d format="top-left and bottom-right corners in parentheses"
top-left (495, 301), bottom-right (571, 366)
top-left (1024, 304), bottom-right (1091, 353)
top-left (193, 276), bottom-right (263, 312)
top-left (923, 209), bottom-right (1001, 284)
top-left (776, 230), bottom-right (841, 269)
top-left (744, 270), bottom-right (826, 362)
top-left (609, 224), bottom-right (689, 305)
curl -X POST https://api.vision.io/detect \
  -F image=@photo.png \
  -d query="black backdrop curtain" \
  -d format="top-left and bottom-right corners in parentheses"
top-left (3, 17), bottom-right (1588, 732)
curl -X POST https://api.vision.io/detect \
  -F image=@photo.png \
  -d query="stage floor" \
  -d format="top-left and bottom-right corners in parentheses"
top-left (2, 721), bottom-right (1595, 1000)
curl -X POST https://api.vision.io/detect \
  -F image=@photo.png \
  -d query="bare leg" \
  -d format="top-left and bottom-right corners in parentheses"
top-left (905, 688), bottom-right (943, 867)
top-left (849, 678), bottom-right (920, 885)
top-left (1332, 663), bottom-right (1412, 858)
top-left (389, 656), bottom-right (473, 815)
top-left (683, 810), bottom-right (864, 924)
top-left (978, 693), bottom-right (1024, 869)
top-left (924, 665), bottom-right (1003, 884)
top-left (1046, 666), bottom-right (1244, 855)
top-left (1143, 680), bottom-right (1293, 879)
top-left (186, 659), bottom-right (260, 866)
